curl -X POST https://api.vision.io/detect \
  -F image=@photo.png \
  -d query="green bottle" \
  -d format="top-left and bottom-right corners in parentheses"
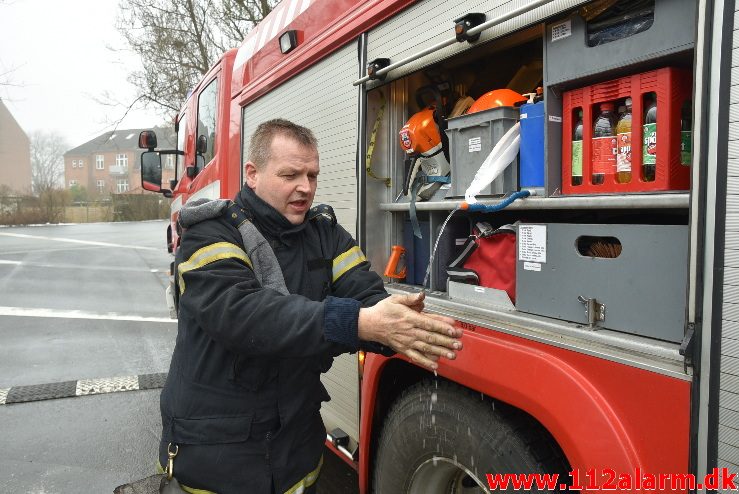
top-left (642, 93), bottom-right (657, 182)
top-left (572, 110), bottom-right (583, 186)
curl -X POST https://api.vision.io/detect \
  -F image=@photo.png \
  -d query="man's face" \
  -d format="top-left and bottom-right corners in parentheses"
top-left (244, 134), bottom-right (319, 225)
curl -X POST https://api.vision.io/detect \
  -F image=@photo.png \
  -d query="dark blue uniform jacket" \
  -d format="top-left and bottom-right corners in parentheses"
top-left (159, 186), bottom-right (389, 493)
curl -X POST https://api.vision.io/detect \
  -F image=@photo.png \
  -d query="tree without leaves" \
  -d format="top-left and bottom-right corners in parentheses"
top-left (0, 65), bottom-right (22, 89)
top-left (30, 130), bottom-right (67, 194)
top-left (28, 131), bottom-right (69, 223)
top-left (117, 0), bottom-right (277, 118)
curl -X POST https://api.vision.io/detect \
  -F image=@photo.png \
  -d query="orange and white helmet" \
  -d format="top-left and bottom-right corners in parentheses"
top-left (399, 106), bottom-right (450, 200)
top-left (399, 107), bottom-right (443, 155)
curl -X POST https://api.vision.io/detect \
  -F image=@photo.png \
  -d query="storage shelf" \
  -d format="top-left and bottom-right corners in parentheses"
top-left (379, 192), bottom-right (690, 212)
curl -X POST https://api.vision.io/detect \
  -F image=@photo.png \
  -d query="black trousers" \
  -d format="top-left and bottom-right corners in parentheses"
top-left (158, 421), bottom-right (323, 494)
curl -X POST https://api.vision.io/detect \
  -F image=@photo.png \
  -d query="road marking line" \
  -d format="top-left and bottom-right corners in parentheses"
top-left (0, 259), bottom-right (168, 273)
top-left (76, 376), bottom-right (139, 396)
top-left (0, 232), bottom-right (160, 251)
top-left (0, 388), bottom-right (8, 405)
top-left (0, 306), bottom-right (177, 323)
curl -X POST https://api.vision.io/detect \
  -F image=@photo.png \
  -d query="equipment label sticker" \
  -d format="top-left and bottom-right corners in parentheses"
top-left (523, 262), bottom-right (541, 272)
top-left (469, 137), bottom-right (482, 152)
top-left (518, 224), bottom-right (547, 263)
top-left (548, 115), bottom-right (562, 123)
top-left (551, 20), bottom-right (571, 42)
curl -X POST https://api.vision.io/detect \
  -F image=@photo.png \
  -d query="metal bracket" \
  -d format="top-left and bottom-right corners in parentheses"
top-left (680, 324), bottom-right (696, 371)
top-left (578, 295), bottom-right (606, 327)
top-left (366, 58), bottom-right (390, 81)
top-left (453, 13), bottom-right (486, 43)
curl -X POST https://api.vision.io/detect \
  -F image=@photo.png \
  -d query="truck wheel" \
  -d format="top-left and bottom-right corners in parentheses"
top-left (372, 380), bottom-right (568, 493)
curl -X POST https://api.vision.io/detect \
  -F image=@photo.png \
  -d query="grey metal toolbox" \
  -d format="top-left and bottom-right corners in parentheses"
top-left (515, 223), bottom-right (689, 343)
top-left (445, 106), bottom-right (519, 198)
top-left (544, 0), bottom-right (697, 87)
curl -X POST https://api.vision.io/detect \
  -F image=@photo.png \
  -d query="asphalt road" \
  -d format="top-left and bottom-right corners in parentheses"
top-left (0, 220), bottom-right (357, 494)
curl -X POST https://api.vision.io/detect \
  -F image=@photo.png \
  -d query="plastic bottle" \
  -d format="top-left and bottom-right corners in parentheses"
top-left (643, 93), bottom-right (657, 182)
top-left (572, 109), bottom-right (583, 186)
top-left (592, 102), bottom-right (617, 185)
top-left (681, 100), bottom-right (692, 166)
top-left (616, 97), bottom-right (632, 184)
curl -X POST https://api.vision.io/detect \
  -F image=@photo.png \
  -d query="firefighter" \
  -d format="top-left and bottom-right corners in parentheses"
top-left (158, 119), bottom-right (463, 494)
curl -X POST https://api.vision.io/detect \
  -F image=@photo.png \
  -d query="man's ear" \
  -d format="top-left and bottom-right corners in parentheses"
top-left (244, 161), bottom-right (258, 189)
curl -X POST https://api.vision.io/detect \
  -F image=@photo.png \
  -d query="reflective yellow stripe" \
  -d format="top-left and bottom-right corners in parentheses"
top-left (332, 246), bottom-right (366, 283)
top-left (156, 462), bottom-right (218, 494)
top-left (283, 455), bottom-right (323, 494)
top-left (178, 242), bottom-right (252, 294)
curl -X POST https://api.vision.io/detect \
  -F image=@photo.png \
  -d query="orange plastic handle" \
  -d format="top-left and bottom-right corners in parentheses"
top-left (384, 245), bottom-right (407, 279)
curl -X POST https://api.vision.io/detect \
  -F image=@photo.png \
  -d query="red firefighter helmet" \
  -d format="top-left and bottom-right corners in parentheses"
top-left (398, 107), bottom-right (442, 155)
top-left (467, 89), bottom-right (527, 114)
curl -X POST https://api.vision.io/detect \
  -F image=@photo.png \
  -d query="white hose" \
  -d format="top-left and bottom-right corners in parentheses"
top-left (464, 122), bottom-right (521, 204)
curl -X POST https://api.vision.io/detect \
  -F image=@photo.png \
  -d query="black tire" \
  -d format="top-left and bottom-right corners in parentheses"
top-left (372, 380), bottom-right (570, 493)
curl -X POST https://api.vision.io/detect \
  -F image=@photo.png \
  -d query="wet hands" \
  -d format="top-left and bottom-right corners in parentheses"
top-left (358, 292), bottom-right (462, 371)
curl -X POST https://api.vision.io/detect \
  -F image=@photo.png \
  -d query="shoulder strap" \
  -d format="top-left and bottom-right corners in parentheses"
top-left (224, 201), bottom-right (253, 230)
top-left (221, 201), bottom-right (289, 295)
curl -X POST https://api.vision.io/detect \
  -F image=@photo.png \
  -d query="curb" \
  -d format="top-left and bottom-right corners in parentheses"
top-left (0, 372), bottom-right (167, 405)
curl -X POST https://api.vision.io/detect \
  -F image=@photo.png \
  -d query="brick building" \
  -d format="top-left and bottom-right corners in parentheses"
top-left (0, 99), bottom-right (32, 194)
top-left (63, 128), bottom-right (176, 196)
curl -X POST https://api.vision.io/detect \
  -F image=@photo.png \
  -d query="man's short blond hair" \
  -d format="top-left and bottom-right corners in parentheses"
top-left (248, 119), bottom-right (318, 169)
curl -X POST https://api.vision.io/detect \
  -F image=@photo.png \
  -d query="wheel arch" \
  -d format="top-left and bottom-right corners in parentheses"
top-left (358, 327), bottom-right (688, 493)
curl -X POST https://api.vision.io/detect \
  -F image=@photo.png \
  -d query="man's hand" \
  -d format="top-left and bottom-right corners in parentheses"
top-left (358, 292), bottom-right (462, 371)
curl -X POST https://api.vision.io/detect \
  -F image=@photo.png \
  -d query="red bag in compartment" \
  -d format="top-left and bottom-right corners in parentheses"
top-left (446, 223), bottom-right (516, 303)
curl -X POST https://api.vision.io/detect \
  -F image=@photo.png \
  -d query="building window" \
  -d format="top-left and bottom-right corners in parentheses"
top-left (78, 159), bottom-right (84, 168)
top-left (69, 180), bottom-right (78, 187)
top-left (72, 160), bottom-right (77, 168)
top-left (117, 179), bottom-right (129, 193)
top-left (116, 154), bottom-right (128, 167)
top-left (96, 155), bottom-right (104, 170)
top-left (96, 179), bottom-right (105, 193)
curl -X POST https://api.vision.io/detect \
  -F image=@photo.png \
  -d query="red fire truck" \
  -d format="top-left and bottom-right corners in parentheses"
top-left (139, 0), bottom-right (739, 491)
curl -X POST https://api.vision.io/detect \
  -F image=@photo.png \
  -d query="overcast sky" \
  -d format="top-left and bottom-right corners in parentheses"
top-left (0, 0), bottom-right (166, 149)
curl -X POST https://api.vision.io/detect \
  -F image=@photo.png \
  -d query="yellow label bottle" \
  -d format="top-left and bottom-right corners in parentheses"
top-left (616, 97), bottom-right (632, 184)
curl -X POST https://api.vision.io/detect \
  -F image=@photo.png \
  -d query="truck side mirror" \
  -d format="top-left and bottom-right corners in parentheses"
top-left (138, 130), bottom-right (158, 150)
top-left (196, 135), bottom-right (208, 154)
top-left (141, 151), bottom-right (163, 192)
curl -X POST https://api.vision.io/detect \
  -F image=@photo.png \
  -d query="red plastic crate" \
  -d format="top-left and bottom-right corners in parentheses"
top-left (562, 67), bottom-right (692, 195)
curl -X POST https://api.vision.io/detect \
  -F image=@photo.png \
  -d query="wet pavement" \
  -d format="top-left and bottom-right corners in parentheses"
top-left (0, 221), bottom-right (357, 493)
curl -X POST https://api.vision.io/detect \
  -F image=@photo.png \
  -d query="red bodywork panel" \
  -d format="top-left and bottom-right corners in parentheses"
top-left (359, 323), bottom-right (690, 494)
top-left (233, 0), bottom-right (415, 107)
